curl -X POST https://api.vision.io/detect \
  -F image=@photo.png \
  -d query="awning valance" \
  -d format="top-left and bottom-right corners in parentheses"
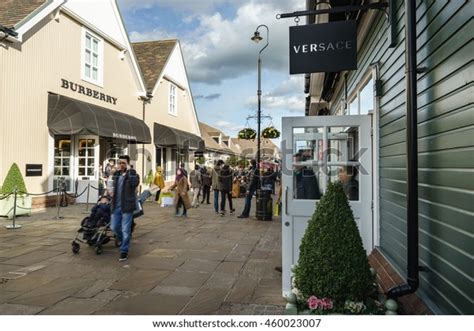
top-left (154, 123), bottom-right (202, 150)
top-left (47, 93), bottom-right (151, 144)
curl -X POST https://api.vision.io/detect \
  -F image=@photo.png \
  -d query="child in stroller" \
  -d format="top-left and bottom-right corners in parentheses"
top-left (72, 195), bottom-right (113, 255)
top-left (72, 190), bottom-right (152, 255)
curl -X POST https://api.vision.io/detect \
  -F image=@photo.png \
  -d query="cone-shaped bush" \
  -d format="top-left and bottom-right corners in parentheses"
top-left (1, 163), bottom-right (27, 195)
top-left (294, 181), bottom-right (372, 305)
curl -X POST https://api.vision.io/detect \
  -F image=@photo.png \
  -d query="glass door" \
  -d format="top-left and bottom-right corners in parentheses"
top-left (281, 115), bottom-right (372, 296)
top-left (75, 136), bottom-right (99, 203)
top-left (54, 136), bottom-right (72, 192)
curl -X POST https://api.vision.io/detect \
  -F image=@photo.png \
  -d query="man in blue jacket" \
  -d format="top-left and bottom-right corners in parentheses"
top-left (111, 155), bottom-right (139, 262)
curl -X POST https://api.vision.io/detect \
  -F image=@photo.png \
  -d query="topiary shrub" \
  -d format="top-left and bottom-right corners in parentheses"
top-left (1, 163), bottom-right (27, 195)
top-left (293, 181), bottom-right (373, 311)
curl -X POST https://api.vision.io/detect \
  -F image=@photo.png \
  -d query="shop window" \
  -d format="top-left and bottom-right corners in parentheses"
top-left (169, 83), bottom-right (177, 116)
top-left (82, 29), bottom-right (103, 86)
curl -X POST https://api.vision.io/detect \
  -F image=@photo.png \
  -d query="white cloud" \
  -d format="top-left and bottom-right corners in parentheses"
top-left (129, 29), bottom-right (176, 42)
top-left (245, 76), bottom-right (305, 113)
top-left (124, 0), bottom-right (307, 84)
top-left (214, 120), bottom-right (243, 132)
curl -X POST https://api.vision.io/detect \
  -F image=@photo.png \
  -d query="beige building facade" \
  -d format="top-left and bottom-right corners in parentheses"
top-left (0, 1), bottom-right (204, 207)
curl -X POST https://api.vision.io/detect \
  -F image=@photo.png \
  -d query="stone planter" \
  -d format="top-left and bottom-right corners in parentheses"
top-left (0, 195), bottom-right (32, 219)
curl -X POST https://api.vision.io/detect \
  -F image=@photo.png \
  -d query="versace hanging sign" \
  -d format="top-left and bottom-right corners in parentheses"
top-left (289, 20), bottom-right (357, 74)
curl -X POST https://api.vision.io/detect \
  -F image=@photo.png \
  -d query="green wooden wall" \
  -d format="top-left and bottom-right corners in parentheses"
top-left (328, 0), bottom-right (473, 314)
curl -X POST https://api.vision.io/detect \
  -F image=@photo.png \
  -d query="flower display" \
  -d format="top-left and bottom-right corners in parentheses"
top-left (344, 300), bottom-right (366, 314)
top-left (238, 128), bottom-right (257, 140)
top-left (262, 126), bottom-right (280, 139)
top-left (307, 296), bottom-right (333, 311)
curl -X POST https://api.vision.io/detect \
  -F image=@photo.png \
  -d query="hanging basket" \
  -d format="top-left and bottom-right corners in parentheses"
top-left (238, 128), bottom-right (257, 140)
top-left (262, 126), bottom-right (280, 139)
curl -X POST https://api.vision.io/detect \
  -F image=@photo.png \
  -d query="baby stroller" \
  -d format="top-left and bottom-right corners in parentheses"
top-left (72, 196), bottom-right (113, 255)
top-left (71, 190), bottom-right (152, 255)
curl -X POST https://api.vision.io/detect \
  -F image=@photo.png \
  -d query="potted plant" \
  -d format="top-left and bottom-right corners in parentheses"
top-left (0, 163), bottom-right (32, 219)
top-left (262, 126), bottom-right (280, 139)
top-left (286, 181), bottom-right (388, 315)
top-left (238, 128), bottom-right (257, 140)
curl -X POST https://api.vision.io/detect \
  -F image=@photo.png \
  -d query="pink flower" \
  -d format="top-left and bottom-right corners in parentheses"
top-left (308, 296), bottom-right (334, 311)
top-left (322, 298), bottom-right (333, 310)
top-left (307, 296), bottom-right (319, 310)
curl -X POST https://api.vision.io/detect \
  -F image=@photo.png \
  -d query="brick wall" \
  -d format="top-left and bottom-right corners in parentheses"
top-left (369, 248), bottom-right (432, 315)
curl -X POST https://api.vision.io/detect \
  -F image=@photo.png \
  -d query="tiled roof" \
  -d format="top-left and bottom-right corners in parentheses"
top-left (132, 39), bottom-right (177, 91)
top-left (0, 0), bottom-right (46, 28)
top-left (199, 122), bottom-right (225, 152)
top-left (231, 138), bottom-right (279, 159)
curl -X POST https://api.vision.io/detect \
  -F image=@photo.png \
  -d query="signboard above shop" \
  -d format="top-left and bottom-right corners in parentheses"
top-left (289, 20), bottom-right (357, 74)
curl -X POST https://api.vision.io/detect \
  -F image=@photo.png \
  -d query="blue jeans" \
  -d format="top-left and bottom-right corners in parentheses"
top-left (213, 189), bottom-right (219, 212)
top-left (241, 188), bottom-right (256, 216)
top-left (111, 208), bottom-right (133, 253)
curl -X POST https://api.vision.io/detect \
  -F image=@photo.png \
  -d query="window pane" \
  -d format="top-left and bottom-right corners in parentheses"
top-left (78, 168), bottom-right (85, 176)
top-left (92, 68), bottom-right (98, 80)
top-left (85, 50), bottom-right (91, 64)
top-left (87, 168), bottom-right (94, 176)
top-left (85, 64), bottom-right (91, 78)
top-left (349, 98), bottom-right (358, 115)
top-left (86, 35), bottom-right (91, 49)
top-left (92, 53), bottom-right (98, 67)
top-left (292, 127), bottom-right (324, 200)
top-left (329, 164), bottom-right (360, 201)
top-left (328, 126), bottom-right (359, 162)
top-left (359, 78), bottom-right (374, 115)
top-left (92, 39), bottom-right (98, 52)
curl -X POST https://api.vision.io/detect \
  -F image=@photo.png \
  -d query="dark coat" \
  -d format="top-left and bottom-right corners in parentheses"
top-left (201, 169), bottom-right (212, 187)
top-left (295, 168), bottom-right (321, 200)
top-left (247, 167), bottom-right (259, 192)
top-left (111, 169), bottom-right (140, 213)
top-left (219, 166), bottom-right (233, 192)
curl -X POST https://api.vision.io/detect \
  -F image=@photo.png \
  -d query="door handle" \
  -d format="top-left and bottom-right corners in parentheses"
top-left (285, 186), bottom-right (289, 215)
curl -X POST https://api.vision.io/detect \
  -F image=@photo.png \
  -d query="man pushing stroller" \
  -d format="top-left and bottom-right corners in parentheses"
top-left (110, 155), bottom-right (139, 262)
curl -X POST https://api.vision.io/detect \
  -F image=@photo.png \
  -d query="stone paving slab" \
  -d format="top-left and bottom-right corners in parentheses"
top-left (0, 196), bottom-right (284, 315)
top-left (96, 293), bottom-right (190, 315)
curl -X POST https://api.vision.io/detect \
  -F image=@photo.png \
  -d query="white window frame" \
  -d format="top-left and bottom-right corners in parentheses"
top-left (81, 28), bottom-right (104, 87)
top-left (168, 83), bottom-right (178, 116)
top-left (346, 73), bottom-right (374, 116)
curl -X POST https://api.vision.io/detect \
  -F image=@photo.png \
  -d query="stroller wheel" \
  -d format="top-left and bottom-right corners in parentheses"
top-left (72, 242), bottom-right (80, 254)
top-left (95, 245), bottom-right (103, 255)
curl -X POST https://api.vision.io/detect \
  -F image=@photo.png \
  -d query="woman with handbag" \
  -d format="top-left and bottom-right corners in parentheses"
top-left (168, 168), bottom-right (191, 217)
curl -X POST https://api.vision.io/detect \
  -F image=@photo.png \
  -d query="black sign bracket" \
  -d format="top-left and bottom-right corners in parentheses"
top-left (277, 0), bottom-right (397, 48)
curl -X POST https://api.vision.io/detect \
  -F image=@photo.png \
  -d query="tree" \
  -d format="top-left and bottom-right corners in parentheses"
top-left (1, 163), bottom-right (27, 195)
top-left (294, 181), bottom-right (373, 306)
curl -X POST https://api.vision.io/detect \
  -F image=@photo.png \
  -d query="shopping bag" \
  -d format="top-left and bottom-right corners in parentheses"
top-left (274, 201), bottom-right (282, 217)
top-left (160, 192), bottom-right (174, 207)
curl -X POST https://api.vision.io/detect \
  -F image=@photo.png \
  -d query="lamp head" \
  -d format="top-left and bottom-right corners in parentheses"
top-left (251, 31), bottom-right (263, 43)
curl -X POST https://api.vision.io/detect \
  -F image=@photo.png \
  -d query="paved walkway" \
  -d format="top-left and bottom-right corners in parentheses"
top-left (0, 197), bottom-right (284, 315)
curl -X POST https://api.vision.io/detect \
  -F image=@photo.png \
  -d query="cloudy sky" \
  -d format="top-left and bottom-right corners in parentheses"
top-left (117, 0), bottom-right (307, 138)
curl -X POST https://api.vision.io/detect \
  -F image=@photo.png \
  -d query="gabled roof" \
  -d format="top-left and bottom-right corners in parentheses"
top-left (0, 0), bottom-right (47, 28)
top-left (132, 39), bottom-right (177, 91)
top-left (199, 122), bottom-right (224, 152)
top-left (231, 138), bottom-right (279, 159)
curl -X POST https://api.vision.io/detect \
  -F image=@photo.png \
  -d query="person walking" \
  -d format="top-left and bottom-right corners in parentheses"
top-left (189, 165), bottom-right (202, 208)
top-left (169, 168), bottom-right (191, 217)
top-left (110, 155), bottom-right (139, 262)
top-left (153, 166), bottom-right (165, 203)
top-left (237, 159), bottom-right (259, 219)
top-left (211, 160), bottom-right (224, 214)
top-left (219, 164), bottom-right (235, 216)
top-left (200, 166), bottom-right (211, 204)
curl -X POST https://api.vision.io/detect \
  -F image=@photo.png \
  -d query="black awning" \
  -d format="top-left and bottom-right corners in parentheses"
top-left (154, 123), bottom-right (202, 150)
top-left (47, 93), bottom-right (151, 144)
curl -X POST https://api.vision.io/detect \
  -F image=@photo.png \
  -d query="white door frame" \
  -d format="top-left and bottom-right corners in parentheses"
top-left (281, 115), bottom-right (373, 297)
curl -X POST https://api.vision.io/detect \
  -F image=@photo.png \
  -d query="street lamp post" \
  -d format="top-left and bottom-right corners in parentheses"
top-left (251, 24), bottom-right (269, 187)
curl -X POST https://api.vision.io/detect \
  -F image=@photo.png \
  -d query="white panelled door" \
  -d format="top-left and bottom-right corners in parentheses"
top-left (281, 115), bottom-right (372, 296)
